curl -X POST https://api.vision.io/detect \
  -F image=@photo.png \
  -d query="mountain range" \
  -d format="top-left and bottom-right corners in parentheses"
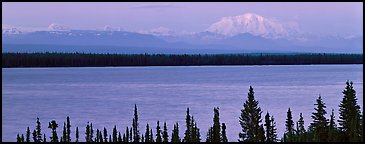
top-left (2, 13), bottom-right (362, 54)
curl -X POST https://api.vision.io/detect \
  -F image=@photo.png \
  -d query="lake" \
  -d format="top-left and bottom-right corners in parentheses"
top-left (2, 65), bottom-right (363, 142)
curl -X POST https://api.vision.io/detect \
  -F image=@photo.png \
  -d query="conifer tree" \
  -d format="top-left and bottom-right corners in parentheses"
top-left (258, 124), bottom-right (265, 142)
top-left (183, 107), bottom-right (191, 142)
top-left (99, 130), bottom-right (103, 142)
top-left (130, 127), bottom-right (133, 142)
top-left (48, 120), bottom-right (59, 142)
top-left (66, 116), bottom-right (71, 142)
top-left (239, 86), bottom-right (263, 142)
top-left (328, 109), bottom-right (338, 142)
top-left (109, 135), bottom-right (112, 142)
top-left (125, 127), bottom-right (129, 142)
top-left (132, 104), bottom-right (140, 142)
top-left (104, 127), bottom-right (108, 142)
top-left (141, 134), bottom-right (144, 142)
top-left (123, 133), bottom-right (126, 142)
top-left (96, 129), bottom-right (100, 142)
top-left (21, 134), bottom-right (25, 142)
top-left (265, 112), bottom-right (277, 142)
top-left (191, 117), bottom-right (201, 142)
top-left (113, 125), bottom-right (117, 142)
top-left (145, 123), bottom-right (150, 142)
top-left (297, 113), bottom-right (306, 142)
top-left (221, 123), bottom-right (228, 142)
top-left (338, 80), bottom-right (362, 142)
top-left (285, 108), bottom-right (294, 142)
top-left (36, 117), bottom-right (43, 142)
top-left (32, 129), bottom-right (37, 142)
top-left (90, 123), bottom-right (94, 142)
top-left (62, 122), bottom-right (67, 142)
top-left (26, 127), bottom-right (30, 142)
top-left (212, 107), bottom-right (221, 142)
top-left (310, 95), bottom-right (328, 142)
top-left (17, 133), bottom-right (21, 142)
top-left (156, 120), bottom-right (162, 142)
top-left (118, 132), bottom-right (122, 142)
top-left (171, 122), bottom-right (181, 142)
top-left (206, 127), bottom-right (213, 142)
top-left (163, 122), bottom-right (169, 142)
top-left (85, 122), bottom-right (90, 142)
top-left (150, 129), bottom-right (154, 142)
top-left (76, 126), bottom-right (79, 142)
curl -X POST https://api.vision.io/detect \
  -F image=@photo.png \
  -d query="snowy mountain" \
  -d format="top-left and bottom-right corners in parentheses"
top-left (2, 24), bottom-right (22, 34)
top-left (206, 13), bottom-right (301, 39)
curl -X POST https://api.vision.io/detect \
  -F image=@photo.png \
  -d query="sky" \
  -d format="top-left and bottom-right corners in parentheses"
top-left (2, 2), bottom-right (363, 36)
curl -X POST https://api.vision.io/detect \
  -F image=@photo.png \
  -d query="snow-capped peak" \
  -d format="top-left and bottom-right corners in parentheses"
top-left (2, 24), bottom-right (22, 34)
top-left (104, 25), bottom-right (122, 31)
top-left (48, 23), bottom-right (70, 31)
top-left (206, 13), bottom-right (301, 39)
top-left (148, 26), bottom-right (175, 36)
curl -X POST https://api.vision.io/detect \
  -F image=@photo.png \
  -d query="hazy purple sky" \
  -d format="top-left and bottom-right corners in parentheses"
top-left (2, 2), bottom-right (363, 36)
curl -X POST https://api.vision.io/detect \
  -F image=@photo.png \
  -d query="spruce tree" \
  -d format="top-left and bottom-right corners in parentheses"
top-left (265, 112), bottom-right (277, 142)
top-left (239, 86), bottom-right (263, 142)
top-left (163, 122), bottom-right (169, 142)
top-left (62, 122), bottom-right (67, 142)
top-left (285, 108), bottom-right (294, 142)
top-left (36, 117), bottom-right (43, 142)
top-left (338, 80), bottom-right (361, 142)
top-left (32, 129), bottom-right (37, 142)
top-left (310, 95), bottom-right (328, 142)
top-left (96, 129), bottom-right (100, 142)
top-left (183, 107), bottom-right (191, 142)
top-left (130, 127), bottom-right (133, 142)
top-left (145, 123), bottom-right (150, 142)
top-left (221, 123), bottom-right (228, 142)
top-left (99, 130), bottom-right (103, 142)
top-left (17, 133), bottom-right (21, 142)
top-left (141, 134), bottom-right (144, 142)
top-left (297, 113), bottom-right (306, 142)
top-left (85, 122), bottom-right (90, 142)
top-left (123, 133), bottom-right (126, 142)
top-left (113, 125), bottom-right (117, 142)
top-left (66, 116), bottom-right (71, 142)
top-left (76, 126), bottom-right (79, 142)
top-left (171, 122), bottom-right (181, 142)
top-left (191, 117), bottom-right (201, 142)
top-left (156, 120), bottom-right (162, 142)
top-left (26, 127), bottom-right (30, 142)
top-left (150, 129), bottom-right (154, 142)
top-left (206, 127), bottom-right (213, 142)
top-left (90, 123), bottom-right (94, 142)
top-left (258, 124), bottom-right (265, 142)
top-left (212, 107), bottom-right (221, 142)
top-left (109, 135), bottom-right (112, 142)
top-left (328, 109), bottom-right (338, 142)
top-left (104, 127), bottom-right (108, 142)
top-left (118, 132), bottom-right (122, 142)
top-left (132, 104), bottom-right (140, 142)
top-left (48, 120), bottom-right (59, 142)
top-left (270, 116), bottom-right (278, 142)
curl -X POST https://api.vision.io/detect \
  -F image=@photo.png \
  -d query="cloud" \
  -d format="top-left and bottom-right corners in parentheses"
top-left (132, 3), bottom-right (175, 9)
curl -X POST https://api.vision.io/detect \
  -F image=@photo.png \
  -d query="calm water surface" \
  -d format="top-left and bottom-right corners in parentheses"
top-left (2, 65), bottom-right (363, 142)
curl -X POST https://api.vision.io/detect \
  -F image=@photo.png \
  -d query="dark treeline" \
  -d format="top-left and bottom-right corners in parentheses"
top-left (16, 81), bottom-right (363, 142)
top-left (2, 52), bottom-right (363, 68)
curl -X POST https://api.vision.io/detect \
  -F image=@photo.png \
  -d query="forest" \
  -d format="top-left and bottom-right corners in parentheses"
top-left (16, 81), bottom-right (363, 142)
top-left (2, 52), bottom-right (363, 68)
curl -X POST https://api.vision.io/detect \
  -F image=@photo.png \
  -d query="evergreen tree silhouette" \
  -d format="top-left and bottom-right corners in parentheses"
top-left (48, 120), bottom-right (59, 142)
top-left (310, 95), bottom-right (328, 142)
top-left (285, 108), bottom-right (294, 142)
top-left (156, 120), bottom-right (162, 142)
top-left (221, 123), bottom-right (228, 142)
top-left (171, 122), bottom-right (181, 142)
top-left (76, 126), bottom-right (79, 142)
top-left (338, 80), bottom-right (362, 142)
top-left (239, 86), bottom-right (263, 142)
top-left (36, 117), bottom-right (43, 142)
top-left (26, 127), bottom-right (30, 142)
top-left (163, 122), bottom-right (169, 142)
top-left (132, 104), bottom-right (140, 142)
top-left (183, 108), bottom-right (191, 142)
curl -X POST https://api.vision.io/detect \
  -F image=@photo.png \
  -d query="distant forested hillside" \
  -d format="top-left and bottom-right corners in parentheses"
top-left (2, 52), bottom-right (362, 68)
